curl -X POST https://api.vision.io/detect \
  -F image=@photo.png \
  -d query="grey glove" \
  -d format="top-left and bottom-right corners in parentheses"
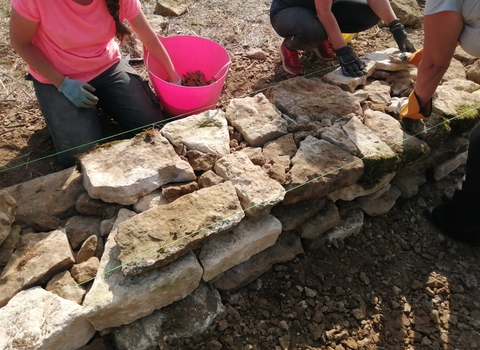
top-left (333, 46), bottom-right (367, 77)
top-left (389, 19), bottom-right (416, 53)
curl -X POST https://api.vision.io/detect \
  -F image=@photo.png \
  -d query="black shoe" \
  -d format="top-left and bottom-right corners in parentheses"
top-left (441, 192), bottom-right (453, 203)
top-left (425, 205), bottom-right (480, 245)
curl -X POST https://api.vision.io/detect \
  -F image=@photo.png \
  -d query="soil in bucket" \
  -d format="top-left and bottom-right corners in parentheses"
top-left (144, 35), bottom-right (231, 118)
top-left (181, 70), bottom-right (216, 86)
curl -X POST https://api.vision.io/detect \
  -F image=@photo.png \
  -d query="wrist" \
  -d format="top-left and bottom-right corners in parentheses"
top-left (388, 18), bottom-right (401, 29)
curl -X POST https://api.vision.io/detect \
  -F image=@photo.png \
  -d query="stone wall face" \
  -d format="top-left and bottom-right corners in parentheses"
top-left (0, 48), bottom-right (479, 350)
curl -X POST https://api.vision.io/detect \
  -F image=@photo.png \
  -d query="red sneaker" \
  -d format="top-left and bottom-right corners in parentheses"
top-left (279, 39), bottom-right (303, 75)
top-left (314, 39), bottom-right (336, 61)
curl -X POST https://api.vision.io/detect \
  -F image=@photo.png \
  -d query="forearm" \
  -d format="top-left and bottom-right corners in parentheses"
top-left (143, 37), bottom-right (179, 82)
top-left (316, 11), bottom-right (346, 49)
top-left (366, 0), bottom-right (396, 24)
top-left (12, 44), bottom-right (65, 88)
top-left (415, 59), bottom-right (450, 108)
top-left (128, 11), bottom-right (179, 83)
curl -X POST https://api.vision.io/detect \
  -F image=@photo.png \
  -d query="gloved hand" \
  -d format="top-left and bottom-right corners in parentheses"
top-left (399, 90), bottom-right (432, 120)
top-left (389, 19), bottom-right (416, 53)
top-left (169, 76), bottom-right (182, 85)
top-left (58, 77), bottom-right (98, 108)
top-left (389, 48), bottom-right (423, 67)
top-left (333, 46), bottom-right (367, 77)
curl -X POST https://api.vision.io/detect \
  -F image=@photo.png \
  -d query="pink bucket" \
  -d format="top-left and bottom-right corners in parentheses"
top-left (144, 35), bottom-right (231, 117)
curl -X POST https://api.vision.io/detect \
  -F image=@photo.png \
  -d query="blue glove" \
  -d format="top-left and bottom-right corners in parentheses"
top-left (58, 77), bottom-right (98, 108)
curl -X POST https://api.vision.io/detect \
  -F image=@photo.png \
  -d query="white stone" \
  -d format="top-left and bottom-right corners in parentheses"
top-left (0, 287), bottom-right (95, 350)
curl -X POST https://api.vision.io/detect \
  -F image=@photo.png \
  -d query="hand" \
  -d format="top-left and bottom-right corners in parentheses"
top-left (58, 77), bottom-right (98, 108)
top-left (399, 90), bottom-right (432, 120)
top-left (169, 76), bottom-right (182, 85)
top-left (389, 19), bottom-right (416, 53)
top-left (333, 46), bottom-right (367, 77)
top-left (386, 96), bottom-right (408, 115)
top-left (389, 48), bottom-right (423, 67)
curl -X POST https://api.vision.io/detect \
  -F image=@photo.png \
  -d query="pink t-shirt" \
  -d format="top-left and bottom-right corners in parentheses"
top-left (11, 0), bottom-right (141, 83)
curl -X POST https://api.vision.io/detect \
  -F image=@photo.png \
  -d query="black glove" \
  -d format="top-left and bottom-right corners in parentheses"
top-left (389, 19), bottom-right (416, 53)
top-left (333, 46), bottom-right (367, 77)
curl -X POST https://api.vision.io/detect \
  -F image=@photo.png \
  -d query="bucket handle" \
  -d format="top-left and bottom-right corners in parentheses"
top-left (213, 61), bottom-right (232, 81)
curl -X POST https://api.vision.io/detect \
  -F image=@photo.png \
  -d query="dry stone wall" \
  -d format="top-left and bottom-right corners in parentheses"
top-left (0, 48), bottom-right (479, 350)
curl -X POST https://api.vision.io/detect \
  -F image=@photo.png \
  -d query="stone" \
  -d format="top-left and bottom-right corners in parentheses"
top-left (133, 189), bottom-right (169, 213)
top-left (0, 229), bottom-right (75, 307)
top-left (115, 181), bottom-right (245, 275)
top-left (297, 201), bottom-right (341, 240)
top-left (84, 243), bottom-right (202, 331)
top-left (364, 80), bottom-right (392, 105)
top-left (154, 0), bottom-right (190, 16)
top-left (466, 60), bottom-right (480, 84)
top-left (3, 167), bottom-right (84, 228)
top-left (71, 256), bottom-right (100, 285)
top-left (65, 215), bottom-right (102, 250)
top-left (321, 61), bottom-right (376, 93)
top-left (80, 130), bottom-right (196, 205)
top-left (272, 77), bottom-right (363, 122)
top-left (0, 190), bottom-right (17, 245)
top-left (0, 287), bottom-right (95, 350)
top-left (433, 151), bottom-right (468, 181)
top-left (198, 170), bottom-right (225, 189)
top-left (0, 225), bottom-right (21, 267)
top-left (342, 116), bottom-right (398, 189)
top-left (46, 270), bottom-right (86, 305)
top-left (113, 283), bottom-right (225, 350)
top-left (389, 0), bottom-right (424, 26)
top-left (214, 152), bottom-right (286, 218)
top-left (76, 234), bottom-right (98, 264)
top-left (356, 186), bottom-right (402, 217)
top-left (271, 197), bottom-right (327, 232)
top-left (199, 215), bottom-right (282, 281)
top-left (328, 172), bottom-right (396, 202)
top-left (321, 124), bottom-right (358, 155)
top-left (186, 150), bottom-right (220, 171)
top-left (363, 109), bottom-right (430, 167)
top-left (225, 93), bottom-right (288, 147)
top-left (213, 231), bottom-right (304, 291)
top-left (161, 181), bottom-right (199, 202)
top-left (283, 136), bottom-right (364, 205)
top-left (75, 192), bottom-right (110, 216)
top-left (433, 85), bottom-right (479, 118)
top-left (161, 109), bottom-right (231, 155)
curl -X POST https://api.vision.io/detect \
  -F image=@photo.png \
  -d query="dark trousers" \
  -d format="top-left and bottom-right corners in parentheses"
top-left (270, 0), bottom-right (379, 50)
top-left (32, 59), bottom-right (164, 167)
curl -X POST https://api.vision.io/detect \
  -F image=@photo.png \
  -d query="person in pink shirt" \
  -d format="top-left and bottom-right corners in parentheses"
top-left (9, 0), bottom-right (180, 167)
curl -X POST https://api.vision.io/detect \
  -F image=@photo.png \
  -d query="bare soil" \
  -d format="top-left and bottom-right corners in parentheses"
top-left (1, 1), bottom-right (480, 350)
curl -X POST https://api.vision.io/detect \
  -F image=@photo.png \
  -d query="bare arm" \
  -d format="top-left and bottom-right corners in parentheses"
top-left (314, 0), bottom-right (346, 50)
top-left (366, 0), bottom-right (396, 25)
top-left (415, 10), bottom-right (463, 108)
top-left (128, 11), bottom-right (180, 83)
top-left (9, 8), bottom-right (65, 87)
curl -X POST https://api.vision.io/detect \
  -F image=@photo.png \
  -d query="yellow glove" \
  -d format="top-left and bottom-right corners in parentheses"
top-left (400, 90), bottom-right (432, 120)
top-left (389, 48), bottom-right (423, 67)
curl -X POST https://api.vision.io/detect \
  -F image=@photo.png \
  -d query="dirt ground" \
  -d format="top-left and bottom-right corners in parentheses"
top-left (1, 1), bottom-right (480, 350)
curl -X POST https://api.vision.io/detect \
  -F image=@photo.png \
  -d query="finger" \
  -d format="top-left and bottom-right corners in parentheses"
top-left (82, 90), bottom-right (98, 102)
top-left (351, 63), bottom-right (361, 76)
top-left (345, 65), bottom-right (355, 77)
top-left (83, 84), bottom-right (96, 93)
